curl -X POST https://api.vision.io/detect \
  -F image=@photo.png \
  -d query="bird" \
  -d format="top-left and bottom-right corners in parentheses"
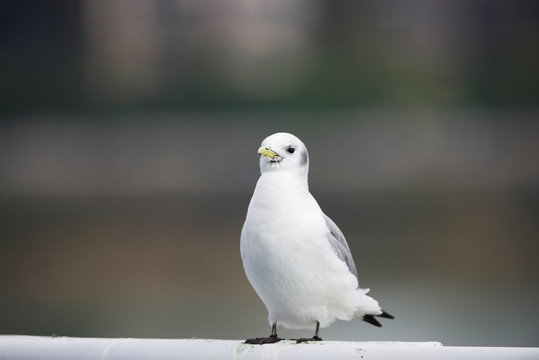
top-left (240, 132), bottom-right (393, 344)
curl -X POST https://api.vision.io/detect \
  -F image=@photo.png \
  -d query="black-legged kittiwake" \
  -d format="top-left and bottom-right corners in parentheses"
top-left (240, 132), bottom-right (393, 344)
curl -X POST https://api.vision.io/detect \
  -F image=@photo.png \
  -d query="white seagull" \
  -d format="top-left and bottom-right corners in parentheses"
top-left (240, 132), bottom-right (393, 344)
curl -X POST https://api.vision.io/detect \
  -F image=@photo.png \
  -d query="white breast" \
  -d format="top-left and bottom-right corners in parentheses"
top-left (240, 172), bottom-right (361, 329)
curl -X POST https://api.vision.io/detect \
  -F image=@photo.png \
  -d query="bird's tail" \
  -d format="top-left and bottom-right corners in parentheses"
top-left (354, 288), bottom-right (395, 327)
top-left (360, 310), bottom-right (395, 327)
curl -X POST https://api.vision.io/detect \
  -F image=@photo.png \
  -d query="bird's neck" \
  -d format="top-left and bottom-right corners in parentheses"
top-left (259, 171), bottom-right (309, 192)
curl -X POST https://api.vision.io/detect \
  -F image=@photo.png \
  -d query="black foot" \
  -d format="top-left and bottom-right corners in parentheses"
top-left (244, 335), bottom-right (283, 345)
top-left (296, 336), bottom-right (322, 343)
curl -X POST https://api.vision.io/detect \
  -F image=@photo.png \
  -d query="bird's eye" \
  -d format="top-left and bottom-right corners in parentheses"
top-left (287, 147), bottom-right (295, 154)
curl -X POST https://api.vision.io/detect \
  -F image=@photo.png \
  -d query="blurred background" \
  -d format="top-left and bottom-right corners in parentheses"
top-left (1, 0), bottom-right (538, 347)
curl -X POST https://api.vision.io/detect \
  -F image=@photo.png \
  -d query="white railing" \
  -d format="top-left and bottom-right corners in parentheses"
top-left (1, 336), bottom-right (538, 360)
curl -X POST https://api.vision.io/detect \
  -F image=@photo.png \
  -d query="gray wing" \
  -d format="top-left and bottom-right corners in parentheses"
top-left (324, 214), bottom-right (359, 279)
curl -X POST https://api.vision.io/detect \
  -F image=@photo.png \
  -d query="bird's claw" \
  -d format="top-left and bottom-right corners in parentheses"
top-left (244, 335), bottom-right (283, 345)
top-left (295, 336), bottom-right (323, 343)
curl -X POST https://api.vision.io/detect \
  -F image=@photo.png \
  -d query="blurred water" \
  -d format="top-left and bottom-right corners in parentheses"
top-left (1, 192), bottom-right (537, 346)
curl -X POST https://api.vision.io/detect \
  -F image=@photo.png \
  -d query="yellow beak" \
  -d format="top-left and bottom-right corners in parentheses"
top-left (258, 146), bottom-right (279, 159)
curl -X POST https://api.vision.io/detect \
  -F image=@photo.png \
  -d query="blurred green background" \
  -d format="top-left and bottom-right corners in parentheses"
top-left (1, 0), bottom-right (538, 347)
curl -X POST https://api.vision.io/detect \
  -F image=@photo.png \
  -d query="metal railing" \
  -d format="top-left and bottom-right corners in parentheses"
top-left (1, 336), bottom-right (538, 360)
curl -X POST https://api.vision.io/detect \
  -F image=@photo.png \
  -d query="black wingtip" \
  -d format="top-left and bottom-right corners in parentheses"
top-left (378, 310), bottom-right (395, 319)
top-left (362, 315), bottom-right (382, 327)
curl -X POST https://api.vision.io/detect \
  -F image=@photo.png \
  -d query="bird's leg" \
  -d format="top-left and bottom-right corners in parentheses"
top-left (244, 322), bottom-right (283, 345)
top-left (313, 321), bottom-right (322, 340)
top-left (270, 322), bottom-right (278, 338)
top-left (296, 321), bottom-right (323, 343)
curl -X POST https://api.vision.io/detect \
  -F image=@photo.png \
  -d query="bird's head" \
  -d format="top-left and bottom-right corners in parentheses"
top-left (258, 132), bottom-right (309, 178)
